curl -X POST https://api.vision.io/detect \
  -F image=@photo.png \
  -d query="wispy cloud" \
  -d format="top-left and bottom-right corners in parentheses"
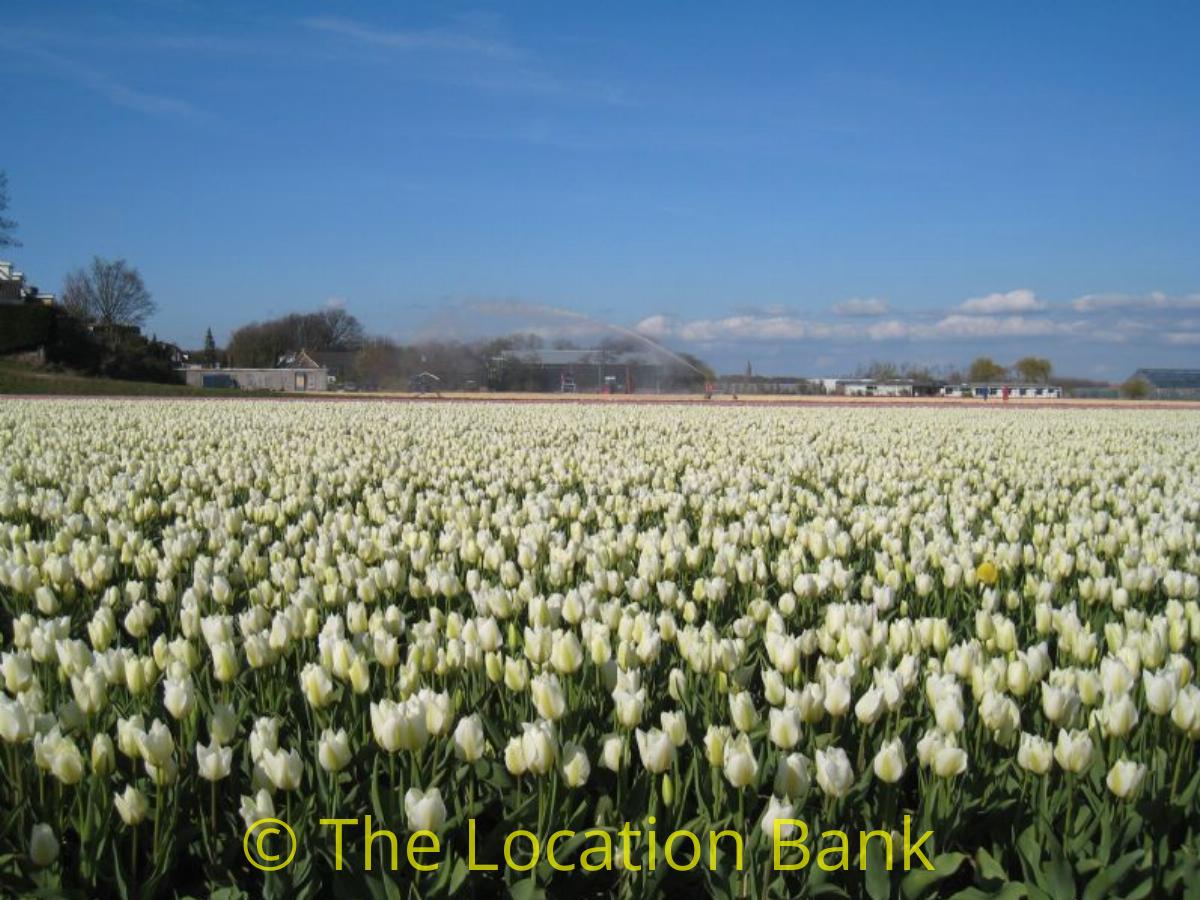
top-left (299, 14), bottom-right (631, 106)
top-left (8, 25), bottom-right (264, 55)
top-left (14, 45), bottom-right (201, 118)
top-left (959, 289), bottom-right (1045, 315)
top-left (300, 15), bottom-right (522, 61)
top-left (832, 297), bottom-right (889, 317)
top-left (911, 314), bottom-right (1075, 339)
top-left (1071, 291), bottom-right (1200, 313)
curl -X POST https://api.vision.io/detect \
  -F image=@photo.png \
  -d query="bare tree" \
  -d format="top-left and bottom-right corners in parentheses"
top-left (859, 360), bottom-right (901, 381)
top-left (317, 307), bottom-right (365, 350)
top-left (0, 171), bottom-right (19, 248)
top-left (62, 257), bottom-right (157, 328)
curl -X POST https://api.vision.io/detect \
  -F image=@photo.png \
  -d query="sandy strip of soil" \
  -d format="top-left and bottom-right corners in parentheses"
top-left (4, 392), bottom-right (1199, 411)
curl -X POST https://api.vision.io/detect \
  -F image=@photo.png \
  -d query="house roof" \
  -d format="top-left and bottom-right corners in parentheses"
top-left (303, 349), bottom-right (359, 370)
top-left (277, 349), bottom-right (325, 369)
top-left (1131, 369), bottom-right (1200, 389)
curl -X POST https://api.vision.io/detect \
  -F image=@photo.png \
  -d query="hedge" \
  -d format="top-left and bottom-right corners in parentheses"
top-left (0, 304), bottom-right (53, 354)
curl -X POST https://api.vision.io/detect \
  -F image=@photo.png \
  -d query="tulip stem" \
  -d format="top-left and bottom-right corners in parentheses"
top-left (1169, 737), bottom-right (1186, 802)
top-left (737, 790), bottom-right (747, 899)
top-left (1064, 774), bottom-right (1074, 848)
top-left (154, 787), bottom-right (162, 863)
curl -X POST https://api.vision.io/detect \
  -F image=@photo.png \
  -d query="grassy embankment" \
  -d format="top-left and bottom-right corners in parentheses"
top-left (0, 361), bottom-right (263, 397)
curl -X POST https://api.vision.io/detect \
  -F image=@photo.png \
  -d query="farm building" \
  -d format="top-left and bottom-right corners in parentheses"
top-left (1129, 369), bottom-right (1200, 400)
top-left (818, 378), bottom-right (916, 397)
top-left (180, 365), bottom-right (328, 392)
top-left (279, 349), bottom-right (360, 388)
top-left (941, 383), bottom-right (1062, 399)
top-left (490, 348), bottom-right (667, 393)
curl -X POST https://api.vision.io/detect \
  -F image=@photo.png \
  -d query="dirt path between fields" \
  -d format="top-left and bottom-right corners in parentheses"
top-left (4, 392), bottom-right (1200, 411)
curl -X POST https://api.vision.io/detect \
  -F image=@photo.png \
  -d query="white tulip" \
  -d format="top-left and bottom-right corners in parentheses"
top-left (196, 740), bottom-right (233, 781)
top-left (404, 787), bottom-right (447, 832)
top-left (635, 727), bottom-right (675, 774)
top-left (1106, 759), bottom-right (1147, 799)
top-left (815, 746), bottom-right (854, 798)
top-left (319, 728), bottom-right (353, 772)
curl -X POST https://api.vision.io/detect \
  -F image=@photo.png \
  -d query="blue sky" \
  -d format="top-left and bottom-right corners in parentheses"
top-left (3, 1), bottom-right (1198, 378)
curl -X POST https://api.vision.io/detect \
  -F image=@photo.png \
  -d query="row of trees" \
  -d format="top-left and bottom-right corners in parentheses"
top-left (857, 356), bottom-right (1055, 384)
top-left (966, 356), bottom-right (1053, 384)
top-left (215, 316), bottom-right (713, 392)
top-left (224, 308), bottom-right (365, 367)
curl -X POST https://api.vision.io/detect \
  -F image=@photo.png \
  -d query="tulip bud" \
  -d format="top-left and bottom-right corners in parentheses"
top-left (319, 728), bottom-right (353, 772)
top-left (600, 733), bottom-right (624, 772)
top-left (91, 733), bottom-right (115, 776)
top-left (560, 742), bottom-right (591, 788)
top-left (873, 738), bottom-right (906, 783)
top-left (29, 823), bottom-right (58, 868)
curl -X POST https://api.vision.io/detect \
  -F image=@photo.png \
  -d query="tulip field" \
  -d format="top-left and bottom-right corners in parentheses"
top-left (2, 399), bottom-right (1200, 899)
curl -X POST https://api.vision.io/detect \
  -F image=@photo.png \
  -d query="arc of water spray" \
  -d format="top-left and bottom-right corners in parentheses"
top-left (467, 300), bottom-right (706, 376)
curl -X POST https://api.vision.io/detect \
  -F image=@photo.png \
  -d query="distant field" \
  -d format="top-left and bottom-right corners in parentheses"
top-left (356, 390), bottom-right (1200, 410)
top-left (2, 365), bottom-right (1197, 409)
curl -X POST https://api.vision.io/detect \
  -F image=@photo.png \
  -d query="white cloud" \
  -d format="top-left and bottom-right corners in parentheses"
top-left (1072, 292), bottom-right (1200, 313)
top-left (1165, 332), bottom-right (1200, 346)
top-left (632, 311), bottom-right (1081, 345)
top-left (678, 316), bottom-right (820, 342)
top-left (832, 297), bottom-right (889, 317)
top-left (959, 289), bottom-right (1045, 315)
top-left (864, 320), bottom-right (911, 340)
top-left (632, 285), bottom-right (1198, 352)
top-left (634, 315), bottom-right (673, 339)
top-left (916, 314), bottom-right (1076, 339)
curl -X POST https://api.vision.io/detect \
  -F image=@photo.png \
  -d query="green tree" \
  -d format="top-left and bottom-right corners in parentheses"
top-left (968, 356), bottom-right (1008, 382)
top-left (0, 171), bottom-right (19, 248)
top-left (1013, 356), bottom-right (1052, 383)
top-left (1120, 377), bottom-right (1151, 400)
top-left (202, 328), bottom-right (218, 366)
